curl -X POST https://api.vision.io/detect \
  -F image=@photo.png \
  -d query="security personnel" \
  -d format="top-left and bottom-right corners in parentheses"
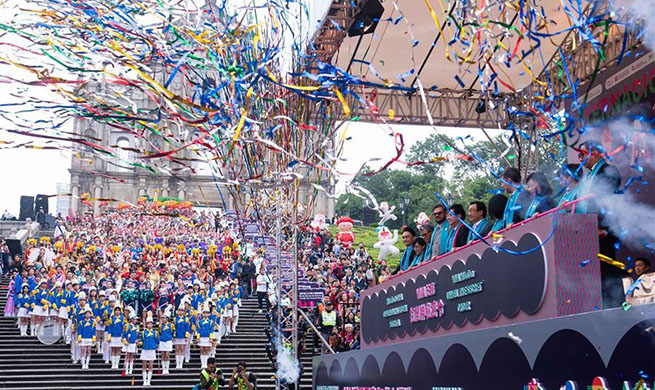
top-left (318, 301), bottom-right (337, 353)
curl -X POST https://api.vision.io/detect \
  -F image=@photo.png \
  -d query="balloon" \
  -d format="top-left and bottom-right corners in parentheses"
top-left (378, 201), bottom-right (398, 226)
top-left (373, 226), bottom-right (400, 261)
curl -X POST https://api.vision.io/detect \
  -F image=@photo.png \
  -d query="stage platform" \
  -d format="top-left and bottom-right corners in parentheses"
top-left (312, 213), bottom-right (655, 390)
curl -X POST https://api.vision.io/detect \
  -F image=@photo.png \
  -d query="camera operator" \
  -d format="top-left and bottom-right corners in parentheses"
top-left (198, 357), bottom-right (226, 390)
top-left (228, 361), bottom-right (257, 390)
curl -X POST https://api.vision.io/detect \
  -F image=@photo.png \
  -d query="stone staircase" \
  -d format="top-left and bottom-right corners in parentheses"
top-left (0, 277), bottom-right (314, 389)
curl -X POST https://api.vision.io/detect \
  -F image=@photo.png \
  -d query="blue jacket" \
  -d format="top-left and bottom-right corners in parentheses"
top-left (78, 318), bottom-right (96, 339)
top-left (197, 318), bottom-right (215, 338)
top-left (122, 323), bottom-right (139, 344)
top-left (107, 314), bottom-right (125, 338)
top-left (140, 329), bottom-right (159, 350)
top-left (32, 288), bottom-right (49, 308)
top-left (174, 316), bottom-right (190, 339)
top-left (71, 306), bottom-right (86, 328)
top-left (14, 275), bottom-right (24, 295)
top-left (17, 293), bottom-right (32, 309)
top-left (191, 292), bottom-right (205, 310)
top-left (66, 291), bottom-right (79, 308)
top-left (48, 290), bottom-right (67, 310)
top-left (159, 323), bottom-right (173, 342)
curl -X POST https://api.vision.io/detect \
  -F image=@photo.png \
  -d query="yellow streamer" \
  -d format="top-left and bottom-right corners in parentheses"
top-left (424, 0), bottom-right (451, 60)
top-left (333, 87), bottom-right (351, 117)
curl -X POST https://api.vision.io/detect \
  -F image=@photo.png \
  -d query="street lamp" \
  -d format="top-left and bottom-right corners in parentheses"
top-left (400, 195), bottom-right (410, 226)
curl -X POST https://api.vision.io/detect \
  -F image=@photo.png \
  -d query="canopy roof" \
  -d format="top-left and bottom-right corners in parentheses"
top-left (330, 0), bottom-right (577, 93)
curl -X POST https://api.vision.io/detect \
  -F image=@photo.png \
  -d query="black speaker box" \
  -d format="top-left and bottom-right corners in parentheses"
top-left (19, 196), bottom-right (34, 221)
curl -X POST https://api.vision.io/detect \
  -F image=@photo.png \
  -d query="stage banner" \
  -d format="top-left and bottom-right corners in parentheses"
top-left (359, 213), bottom-right (601, 348)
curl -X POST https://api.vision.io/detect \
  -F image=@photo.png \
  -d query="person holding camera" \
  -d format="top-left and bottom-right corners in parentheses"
top-left (228, 361), bottom-right (257, 390)
top-left (197, 357), bottom-right (226, 390)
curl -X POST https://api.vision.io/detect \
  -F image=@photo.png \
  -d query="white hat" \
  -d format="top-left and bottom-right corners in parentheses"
top-left (127, 306), bottom-right (137, 320)
top-left (99, 290), bottom-right (106, 297)
top-left (55, 281), bottom-right (62, 288)
top-left (78, 292), bottom-right (87, 300)
top-left (108, 296), bottom-right (116, 303)
top-left (89, 286), bottom-right (97, 291)
top-left (21, 283), bottom-right (29, 289)
top-left (72, 280), bottom-right (79, 285)
top-left (84, 305), bottom-right (93, 314)
top-left (39, 280), bottom-right (47, 286)
top-left (202, 302), bottom-right (210, 313)
top-left (163, 305), bottom-right (173, 318)
top-left (146, 311), bottom-right (154, 323)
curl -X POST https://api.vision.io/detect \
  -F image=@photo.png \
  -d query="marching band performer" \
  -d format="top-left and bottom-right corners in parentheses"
top-left (173, 305), bottom-right (190, 369)
top-left (197, 302), bottom-right (216, 368)
top-left (16, 283), bottom-right (31, 336)
top-left (139, 312), bottom-right (158, 387)
top-left (48, 281), bottom-right (67, 340)
top-left (70, 292), bottom-right (88, 364)
top-left (158, 305), bottom-right (174, 374)
top-left (78, 305), bottom-right (96, 370)
top-left (230, 281), bottom-right (240, 333)
top-left (209, 295), bottom-right (221, 358)
top-left (30, 279), bottom-right (50, 336)
top-left (107, 305), bottom-right (125, 369)
top-left (122, 307), bottom-right (139, 375)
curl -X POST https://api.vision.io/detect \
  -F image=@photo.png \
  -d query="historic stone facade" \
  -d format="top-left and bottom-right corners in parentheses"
top-left (68, 72), bottom-right (334, 217)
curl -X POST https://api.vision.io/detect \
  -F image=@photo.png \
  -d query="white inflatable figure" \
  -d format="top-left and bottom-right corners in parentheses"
top-left (310, 214), bottom-right (328, 232)
top-left (378, 201), bottom-right (397, 226)
top-left (414, 212), bottom-right (430, 228)
top-left (373, 226), bottom-right (399, 261)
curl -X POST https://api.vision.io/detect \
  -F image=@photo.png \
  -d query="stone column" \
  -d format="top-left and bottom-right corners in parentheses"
top-left (93, 178), bottom-right (102, 216)
top-left (70, 174), bottom-right (80, 216)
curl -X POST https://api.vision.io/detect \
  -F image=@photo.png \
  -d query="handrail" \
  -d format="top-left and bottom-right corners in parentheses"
top-left (298, 308), bottom-right (336, 354)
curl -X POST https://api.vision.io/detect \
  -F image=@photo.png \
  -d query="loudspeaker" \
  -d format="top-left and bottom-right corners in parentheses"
top-left (348, 0), bottom-right (385, 37)
top-left (35, 194), bottom-right (48, 215)
top-left (5, 239), bottom-right (22, 257)
top-left (19, 196), bottom-right (34, 221)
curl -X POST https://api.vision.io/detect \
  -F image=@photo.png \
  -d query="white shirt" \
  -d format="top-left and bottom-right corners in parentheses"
top-left (253, 256), bottom-right (264, 273)
top-left (256, 274), bottom-right (269, 293)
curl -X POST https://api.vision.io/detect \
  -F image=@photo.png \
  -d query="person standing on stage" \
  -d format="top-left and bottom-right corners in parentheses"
top-left (398, 227), bottom-right (417, 272)
top-left (429, 205), bottom-right (449, 257)
top-left (467, 201), bottom-right (491, 243)
top-left (557, 163), bottom-right (584, 207)
top-left (577, 140), bottom-right (624, 308)
top-left (488, 194), bottom-right (509, 233)
top-left (445, 204), bottom-right (468, 252)
top-left (499, 167), bottom-right (529, 227)
top-left (523, 172), bottom-right (555, 219)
